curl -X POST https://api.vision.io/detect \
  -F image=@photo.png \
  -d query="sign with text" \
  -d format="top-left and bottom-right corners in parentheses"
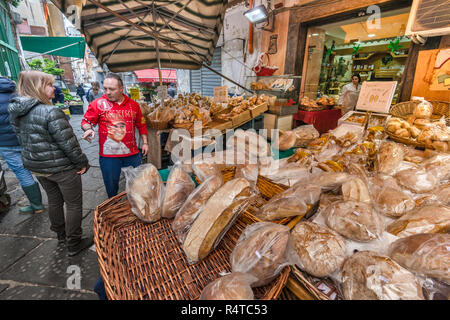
top-left (356, 81), bottom-right (397, 114)
top-left (214, 86), bottom-right (228, 103)
top-left (129, 88), bottom-right (140, 100)
top-left (157, 85), bottom-right (168, 100)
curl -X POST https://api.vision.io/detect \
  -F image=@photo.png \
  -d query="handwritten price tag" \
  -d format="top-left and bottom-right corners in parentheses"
top-left (214, 86), bottom-right (228, 103)
top-left (356, 81), bottom-right (397, 114)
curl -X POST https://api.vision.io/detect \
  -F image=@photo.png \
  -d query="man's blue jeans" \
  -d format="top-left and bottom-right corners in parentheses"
top-left (0, 146), bottom-right (36, 187)
top-left (99, 152), bottom-right (142, 198)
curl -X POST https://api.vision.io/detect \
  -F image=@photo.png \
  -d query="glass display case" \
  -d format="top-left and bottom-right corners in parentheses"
top-left (246, 74), bottom-right (301, 100)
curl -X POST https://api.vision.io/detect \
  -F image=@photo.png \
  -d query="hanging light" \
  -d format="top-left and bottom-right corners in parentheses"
top-left (243, 5), bottom-right (269, 24)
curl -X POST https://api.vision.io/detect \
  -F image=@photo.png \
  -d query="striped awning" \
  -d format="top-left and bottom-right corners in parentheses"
top-left (50, 0), bottom-right (227, 72)
top-left (135, 68), bottom-right (177, 83)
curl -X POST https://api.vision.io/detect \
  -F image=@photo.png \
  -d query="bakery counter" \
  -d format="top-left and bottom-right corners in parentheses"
top-left (294, 109), bottom-right (342, 134)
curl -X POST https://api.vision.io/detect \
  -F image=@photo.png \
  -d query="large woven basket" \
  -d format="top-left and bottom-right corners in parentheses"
top-left (93, 191), bottom-right (290, 300)
top-left (386, 132), bottom-right (426, 148)
top-left (389, 101), bottom-right (449, 125)
top-left (146, 119), bottom-right (169, 130)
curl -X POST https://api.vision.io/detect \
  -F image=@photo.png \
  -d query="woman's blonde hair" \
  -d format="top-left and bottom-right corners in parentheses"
top-left (17, 70), bottom-right (55, 105)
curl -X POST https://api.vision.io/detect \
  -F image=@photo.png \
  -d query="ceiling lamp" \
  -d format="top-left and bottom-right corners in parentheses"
top-left (243, 3), bottom-right (275, 31)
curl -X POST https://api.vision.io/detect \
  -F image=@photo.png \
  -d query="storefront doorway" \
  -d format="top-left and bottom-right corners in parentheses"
top-left (301, 7), bottom-right (412, 105)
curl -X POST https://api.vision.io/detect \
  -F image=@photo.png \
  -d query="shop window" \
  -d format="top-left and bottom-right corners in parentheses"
top-left (301, 7), bottom-right (411, 106)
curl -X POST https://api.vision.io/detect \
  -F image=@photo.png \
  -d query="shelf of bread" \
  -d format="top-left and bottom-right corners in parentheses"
top-left (338, 110), bottom-right (391, 128)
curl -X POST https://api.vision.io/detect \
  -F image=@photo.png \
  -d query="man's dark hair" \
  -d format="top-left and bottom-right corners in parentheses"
top-left (105, 73), bottom-right (123, 87)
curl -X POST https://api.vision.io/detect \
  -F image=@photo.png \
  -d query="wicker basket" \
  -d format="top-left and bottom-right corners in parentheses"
top-left (147, 119), bottom-right (169, 130)
top-left (298, 104), bottom-right (328, 112)
top-left (386, 132), bottom-right (426, 148)
top-left (389, 100), bottom-right (449, 124)
top-left (172, 122), bottom-right (193, 130)
top-left (93, 192), bottom-right (290, 300)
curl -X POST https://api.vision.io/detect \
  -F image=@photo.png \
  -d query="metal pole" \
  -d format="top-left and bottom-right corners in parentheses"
top-left (87, 0), bottom-right (254, 94)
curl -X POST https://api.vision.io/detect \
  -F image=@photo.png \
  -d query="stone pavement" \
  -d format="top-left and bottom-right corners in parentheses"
top-left (0, 112), bottom-right (126, 300)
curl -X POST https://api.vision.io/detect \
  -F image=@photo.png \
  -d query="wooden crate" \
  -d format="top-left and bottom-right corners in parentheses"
top-left (231, 110), bottom-right (251, 127)
top-left (268, 104), bottom-right (298, 116)
top-left (249, 102), bottom-right (268, 118)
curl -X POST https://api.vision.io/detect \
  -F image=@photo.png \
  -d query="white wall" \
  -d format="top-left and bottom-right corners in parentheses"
top-left (13, 0), bottom-right (47, 29)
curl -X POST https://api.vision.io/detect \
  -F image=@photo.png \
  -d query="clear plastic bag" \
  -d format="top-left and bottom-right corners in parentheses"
top-left (199, 272), bottom-right (257, 300)
top-left (386, 205), bottom-right (450, 238)
top-left (254, 182), bottom-right (321, 221)
top-left (230, 222), bottom-right (296, 287)
top-left (375, 141), bottom-right (405, 175)
top-left (122, 163), bottom-right (164, 223)
top-left (172, 174), bottom-right (223, 244)
top-left (341, 176), bottom-right (372, 204)
top-left (308, 171), bottom-right (350, 192)
top-left (182, 178), bottom-right (256, 264)
top-left (412, 97), bottom-right (433, 119)
top-left (161, 163), bottom-right (195, 219)
top-left (292, 125), bottom-right (320, 148)
top-left (192, 162), bottom-right (222, 183)
top-left (260, 164), bottom-right (312, 187)
top-left (340, 250), bottom-right (425, 300)
top-left (394, 167), bottom-right (439, 194)
top-left (415, 183), bottom-right (450, 206)
top-left (388, 233), bottom-right (450, 285)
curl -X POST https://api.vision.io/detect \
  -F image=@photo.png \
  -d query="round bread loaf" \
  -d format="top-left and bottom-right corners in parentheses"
top-left (395, 168), bottom-right (439, 194)
top-left (199, 272), bottom-right (255, 300)
top-left (341, 250), bottom-right (425, 300)
top-left (231, 222), bottom-right (290, 287)
top-left (278, 131), bottom-right (297, 151)
top-left (291, 221), bottom-right (346, 278)
top-left (389, 233), bottom-right (450, 284)
top-left (342, 177), bottom-right (371, 204)
top-left (376, 141), bottom-right (405, 175)
top-left (162, 165), bottom-right (195, 219)
top-left (324, 200), bottom-right (383, 242)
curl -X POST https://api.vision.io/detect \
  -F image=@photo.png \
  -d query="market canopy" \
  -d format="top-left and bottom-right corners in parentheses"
top-left (49, 0), bottom-right (227, 72)
top-left (134, 68), bottom-right (177, 83)
top-left (20, 36), bottom-right (86, 59)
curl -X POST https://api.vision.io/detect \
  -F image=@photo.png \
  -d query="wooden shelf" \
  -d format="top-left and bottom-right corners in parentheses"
top-left (353, 69), bottom-right (373, 72)
top-left (390, 52), bottom-right (408, 58)
top-left (352, 52), bottom-right (375, 61)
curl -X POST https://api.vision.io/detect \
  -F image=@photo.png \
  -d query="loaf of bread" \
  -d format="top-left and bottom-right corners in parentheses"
top-left (192, 162), bottom-right (222, 182)
top-left (341, 251), bottom-right (424, 300)
top-left (162, 165), bottom-right (195, 219)
top-left (124, 164), bottom-right (164, 223)
top-left (231, 222), bottom-right (290, 287)
top-left (386, 205), bottom-right (450, 237)
top-left (199, 272), bottom-right (255, 300)
top-left (395, 167), bottom-right (439, 194)
top-left (389, 233), bottom-right (450, 284)
top-left (422, 154), bottom-right (450, 181)
top-left (413, 100), bottom-right (433, 119)
top-left (342, 177), bottom-right (371, 204)
top-left (183, 178), bottom-right (252, 263)
top-left (324, 200), bottom-right (383, 242)
top-left (376, 141), bottom-right (405, 175)
top-left (369, 175), bottom-right (416, 218)
top-left (416, 183), bottom-right (450, 206)
top-left (291, 221), bottom-right (346, 278)
top-left (278, 131), bottom-right (297, 151)
top-left (255, 183), bottom-right (321, 221)
top-left (172, 175), bottom-right (223, 244)
top-left (310, 172), bottom-right (350, 191)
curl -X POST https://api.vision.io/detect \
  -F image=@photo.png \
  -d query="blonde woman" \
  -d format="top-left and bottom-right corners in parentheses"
top-left (88, 81), bottom-right (103, 103)
top-left (8, 70), bottom-right (92, 257)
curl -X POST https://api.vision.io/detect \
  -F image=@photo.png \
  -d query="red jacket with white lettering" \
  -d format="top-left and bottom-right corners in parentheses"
top-left (81, 94), bottom-right (147, 157)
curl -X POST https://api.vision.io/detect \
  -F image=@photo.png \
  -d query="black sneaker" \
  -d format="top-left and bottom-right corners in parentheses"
top-left (57, 232), bottom-right (66, 244)
top-left (67, 236), bottom-right (94, 257)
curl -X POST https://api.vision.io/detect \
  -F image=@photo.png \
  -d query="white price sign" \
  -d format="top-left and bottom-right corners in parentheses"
top-left (356, 81), bottom-right (397, 114)
top-left (214, 86), bottom-right (228, 103)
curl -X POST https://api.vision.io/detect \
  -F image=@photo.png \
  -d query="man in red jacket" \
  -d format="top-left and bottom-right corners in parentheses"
top-left (81, 73), bottom-right (148, 198)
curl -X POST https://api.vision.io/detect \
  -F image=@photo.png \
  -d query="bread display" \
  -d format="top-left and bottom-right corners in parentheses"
top-left (389, 233), bottom-right (450, 284)
top-left (255, 183), bottom-right (321, 221)
top-left (416, 183), bottom-right (450, 206)
top-left (161, 165), bottom-right (195, 219)
top-left (341, 251), bottom-right (425, 300)
top-left (123, 164), bottom-right (164, 223)
top-left (386, 205), bottom-right (450, 237)
top-left (277, 131), bottom-right (297, 151)
top-left (183, 178), bottom-right (252, 263)
top-left (172, 175), bottom-right (223, 244)
top-left (291, 221), bottom-right (346, 278)
top-left (369, 175), bottom-right (416, 218)
top-left (341, 177), bottom-right (371, 204)
top-left (231, 222), bottom-right (291, 287)
top-left (375, 141), bottom-right (405, 175)
top-left (309, 172), bottom-right (350, 191)
top-left (199, 272), bottom-right (255, 300)
top-left (324, 200), bottom-right (383, 242)
top-left (413, 99), bottom-right (433, 119)
top-left (292, 125), bottom-right (320, 147)
top-left (394, 167), bottom-right (439, 194)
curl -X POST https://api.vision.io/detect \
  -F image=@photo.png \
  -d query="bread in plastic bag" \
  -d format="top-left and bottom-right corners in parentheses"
top-left (277, 131), bottom-right (296, 151)
top-left (309, 172), bottom-right (350, 192)
top-left (199, 272), bottom-right (256, 300)
top-left (260, 164), bottom-right (312, 188)
top-left (386, 205), bottom-right (450, 237)
top-left (161, 164), bottom-right (195, 219)
top-left (341, 250), bottom-right (424, 300)
top-left (394, 167), bottom-right (439, 194)
top-left (369, 174), bottom-right (416, 218)
top-left (341, 176), bottom-right (371, 204)
top-left (412, 97), bottom-right (433, 119)
top-left (422, 153), bottom-right (450, 182)
top-left (172, 174), bottom-right (223, 244)
top-left (192, 162), bottom-right (223, 183)
top-left (291, 221), bottom-right (346, 278)
top-left (182, 178), bottom-right (255, 264)
top-left (230, 222), bottom-right (293, 287)
top-left (416, 183), bottom-right (450, 206)
top-left (375, 141), bottom-right (405, 175)
top-left (255, 182), bottom-right (321, 221)
top-left (388, 233), bottom-right (450, 285)
top-left (324, 200), bottom-right (383, 242)
top-left (292, 125), bottom-right (320, 147)
top-left (122, 163), bottom-right (164, 223)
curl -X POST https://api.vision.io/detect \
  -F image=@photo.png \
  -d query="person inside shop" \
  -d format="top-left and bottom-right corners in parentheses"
top-left (87, 81), bottom-right (103, 103)
top-left (338, 73), bottom-right (362, 115)
top-left (8, 70), bottom-right (91, 256)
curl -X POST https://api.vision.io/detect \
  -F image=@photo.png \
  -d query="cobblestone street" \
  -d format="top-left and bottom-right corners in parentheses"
top-left (0, 112), bottom-right (125, 300)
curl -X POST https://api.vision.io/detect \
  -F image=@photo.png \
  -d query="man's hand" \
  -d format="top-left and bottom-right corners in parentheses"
top-left (141, 143), bottom-right (148, 156)
top-left (77, 167), bottom-right (87, 175)
top-left (82, 128), bottom-right (95, 143)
